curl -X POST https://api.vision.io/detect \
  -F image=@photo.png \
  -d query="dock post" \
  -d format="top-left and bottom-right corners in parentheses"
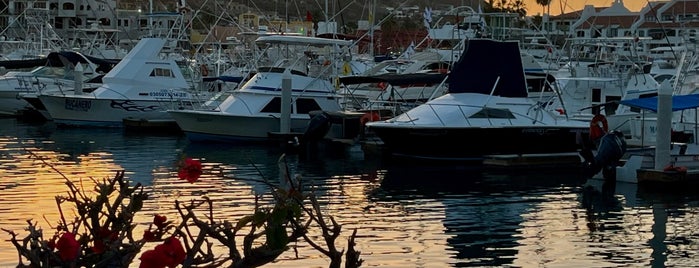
top-left (74, 63), bottom-right (83, 95)
top-left (280, 69), bottom-right (291, 134)
top-left (654, 81), bottom-right (672, 170)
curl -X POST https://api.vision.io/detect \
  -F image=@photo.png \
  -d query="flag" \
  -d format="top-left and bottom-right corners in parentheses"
top-left (423, 7), bottom-right (432, 29)
top-left (306, 11), bottom-right (313, 22)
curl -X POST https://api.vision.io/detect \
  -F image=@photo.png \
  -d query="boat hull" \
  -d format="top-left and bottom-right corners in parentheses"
top-left (0, 91), bottom-right (32, 116)
top-left (39, 94), bottom-right (191, 127)
top-left (368, 125), bottom-right (587, 160)
top-left (169, 110), bottom-right (312, 143)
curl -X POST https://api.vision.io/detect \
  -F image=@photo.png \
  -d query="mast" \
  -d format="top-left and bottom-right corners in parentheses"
top-left (369, 0), bottom-right (376, 56)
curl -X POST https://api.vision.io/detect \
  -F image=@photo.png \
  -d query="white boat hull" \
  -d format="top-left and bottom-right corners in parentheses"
top-left (39, 94), bottom-right (195, 127)
top-left (0, 91), bottom-right (32, 115)
top-left (169, 110), bottom-right (312, 142)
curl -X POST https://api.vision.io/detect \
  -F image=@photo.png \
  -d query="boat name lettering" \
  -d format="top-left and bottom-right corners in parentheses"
top-left (64, 99), bottom-right (92, 111)
top-left (148, 90), bottom-right (188, 98)
top-left (521, 129), bottom-right (549, 135)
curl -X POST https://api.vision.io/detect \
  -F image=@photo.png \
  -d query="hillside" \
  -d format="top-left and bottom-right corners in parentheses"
top-left (122, 0), bottom-right (478, 24)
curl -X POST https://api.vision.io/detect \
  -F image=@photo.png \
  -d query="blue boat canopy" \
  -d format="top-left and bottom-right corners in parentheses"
top-left (619, 94), bottom-right (699, 112)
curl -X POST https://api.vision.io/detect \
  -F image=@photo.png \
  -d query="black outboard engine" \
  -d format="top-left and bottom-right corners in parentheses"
top-left (302, 111), bottom-right (332, 143)
top-left (583, 131), bottom-right (627, 180)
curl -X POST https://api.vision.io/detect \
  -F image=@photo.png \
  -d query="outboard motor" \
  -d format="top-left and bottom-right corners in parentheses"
top-left (583, 131), bottom-right (627, 180)
top-left (302, 111), bottom-right (332, 143)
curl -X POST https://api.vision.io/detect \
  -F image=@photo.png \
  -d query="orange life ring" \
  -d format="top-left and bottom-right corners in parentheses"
top-left (377, 82), bottom-right (388, 90)
top-left (200, 64), bottom-right (209, 77)
top-left (360, 111), bottom-right (380, 126)
top-left (589, 114), bottom-right (608, 140)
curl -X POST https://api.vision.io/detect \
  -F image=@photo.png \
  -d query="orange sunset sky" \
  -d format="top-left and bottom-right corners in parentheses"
top-left (523, 0), bottom-right (647, 15)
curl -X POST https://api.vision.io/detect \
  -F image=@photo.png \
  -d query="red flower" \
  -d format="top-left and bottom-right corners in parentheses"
top-left (139, 236), bottom-right (186, 268)
top-left (153, 214), bottom-right (168, 229)
top-left (56, 232), bottom-right (80, 261)
top-left (139, 249), bottom-right (167, 268)
top-left (178, 158), bottom-right (202, 183)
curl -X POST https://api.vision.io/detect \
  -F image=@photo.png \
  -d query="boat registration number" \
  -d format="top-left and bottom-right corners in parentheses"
top-left (64, 99), bottom-right (92, 111)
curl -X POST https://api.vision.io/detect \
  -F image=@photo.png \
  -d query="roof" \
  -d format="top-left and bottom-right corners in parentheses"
top-left (552, 7), bottom-right (606, 20)
top-left (619, 94), bottom-right (699, 112)
top-left (579, 15), bottom-right (639, 28)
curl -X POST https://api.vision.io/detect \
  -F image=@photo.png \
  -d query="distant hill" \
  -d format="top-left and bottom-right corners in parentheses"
top-left (121, 0), bottom-right (480, 24)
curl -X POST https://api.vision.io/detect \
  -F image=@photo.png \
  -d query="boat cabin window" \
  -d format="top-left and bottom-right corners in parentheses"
top-left (469, 108), bottom-right (515, 119)
top-left (261, 97), bottom-right (282, 113)
top-left (261, 97), bottom-right (323, 114)
top-left (150, 68), bottom-right (175, 78)
top-left (592, 88), bottom-right (601, 102)
top-left (296, 98), bottom-right (322, 114)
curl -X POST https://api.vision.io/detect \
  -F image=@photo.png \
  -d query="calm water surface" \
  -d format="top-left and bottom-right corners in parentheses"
top-left (1, 117), bottom-right (698, 267)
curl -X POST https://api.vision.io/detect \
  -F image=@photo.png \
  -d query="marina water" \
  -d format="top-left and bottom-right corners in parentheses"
top-left (1, 117), bottom-right (698, 267)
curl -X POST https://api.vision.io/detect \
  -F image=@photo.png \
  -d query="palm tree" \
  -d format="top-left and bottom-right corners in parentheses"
top-left (535, 0), bottom-right (552, 30)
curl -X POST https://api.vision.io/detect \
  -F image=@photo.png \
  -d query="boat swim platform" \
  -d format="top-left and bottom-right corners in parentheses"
top-left (482, 152), bottom-right (583, 169)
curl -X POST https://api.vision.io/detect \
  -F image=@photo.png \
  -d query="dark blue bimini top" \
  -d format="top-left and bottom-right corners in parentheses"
top-left (619, 94), bottom-right (699, 112)
top-left (447, 39), bottom-right (527, 98)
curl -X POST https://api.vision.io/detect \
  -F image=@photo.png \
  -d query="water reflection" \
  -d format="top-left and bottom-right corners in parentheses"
top-left (580, 179), bottom-right (699, 268)
top-left (375, 164), bottom-right (588, 267)
top-left (2, 117), bottom-right (699, 267)
top-left (36, 124), bottom-right (187, 185)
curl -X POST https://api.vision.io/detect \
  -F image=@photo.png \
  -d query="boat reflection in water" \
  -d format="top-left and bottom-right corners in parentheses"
top-left (2, 118), bottom-right (699, 267)
top-left (377, 163), bottom-right (699, 267)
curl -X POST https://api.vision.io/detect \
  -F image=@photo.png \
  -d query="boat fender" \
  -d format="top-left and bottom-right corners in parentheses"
top-left (589, 114), bottom-right (608, 140)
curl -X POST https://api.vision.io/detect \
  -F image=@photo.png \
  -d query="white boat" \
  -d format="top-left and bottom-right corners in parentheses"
top-left (37, 38), bottom-right (211, 127)
top-left (543, 37), bottom-right (663, 135)
top-left (0, 51), bottom-right (113, 116)
top-left (168, 35), bottom-right (352, 142)
top-left (365, 39), bottom-right (590, 161)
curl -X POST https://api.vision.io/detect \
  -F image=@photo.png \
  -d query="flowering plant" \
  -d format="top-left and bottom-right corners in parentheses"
top-left (3, 152), bottom-right (362, 268)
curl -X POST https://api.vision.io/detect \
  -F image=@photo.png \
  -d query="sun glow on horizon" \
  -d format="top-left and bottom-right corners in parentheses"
top-left (524, 0), bottom-right (647, 16)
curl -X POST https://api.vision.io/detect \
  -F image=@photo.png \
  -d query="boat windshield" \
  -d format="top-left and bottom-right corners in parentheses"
top-left (30, 66), bottom-right (70, 79)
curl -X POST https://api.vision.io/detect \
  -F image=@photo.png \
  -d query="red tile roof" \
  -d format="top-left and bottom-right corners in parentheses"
top-left (579, 15), bottom-right (639, 29)
top-left (551, 7), bottom-right (607, 20)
